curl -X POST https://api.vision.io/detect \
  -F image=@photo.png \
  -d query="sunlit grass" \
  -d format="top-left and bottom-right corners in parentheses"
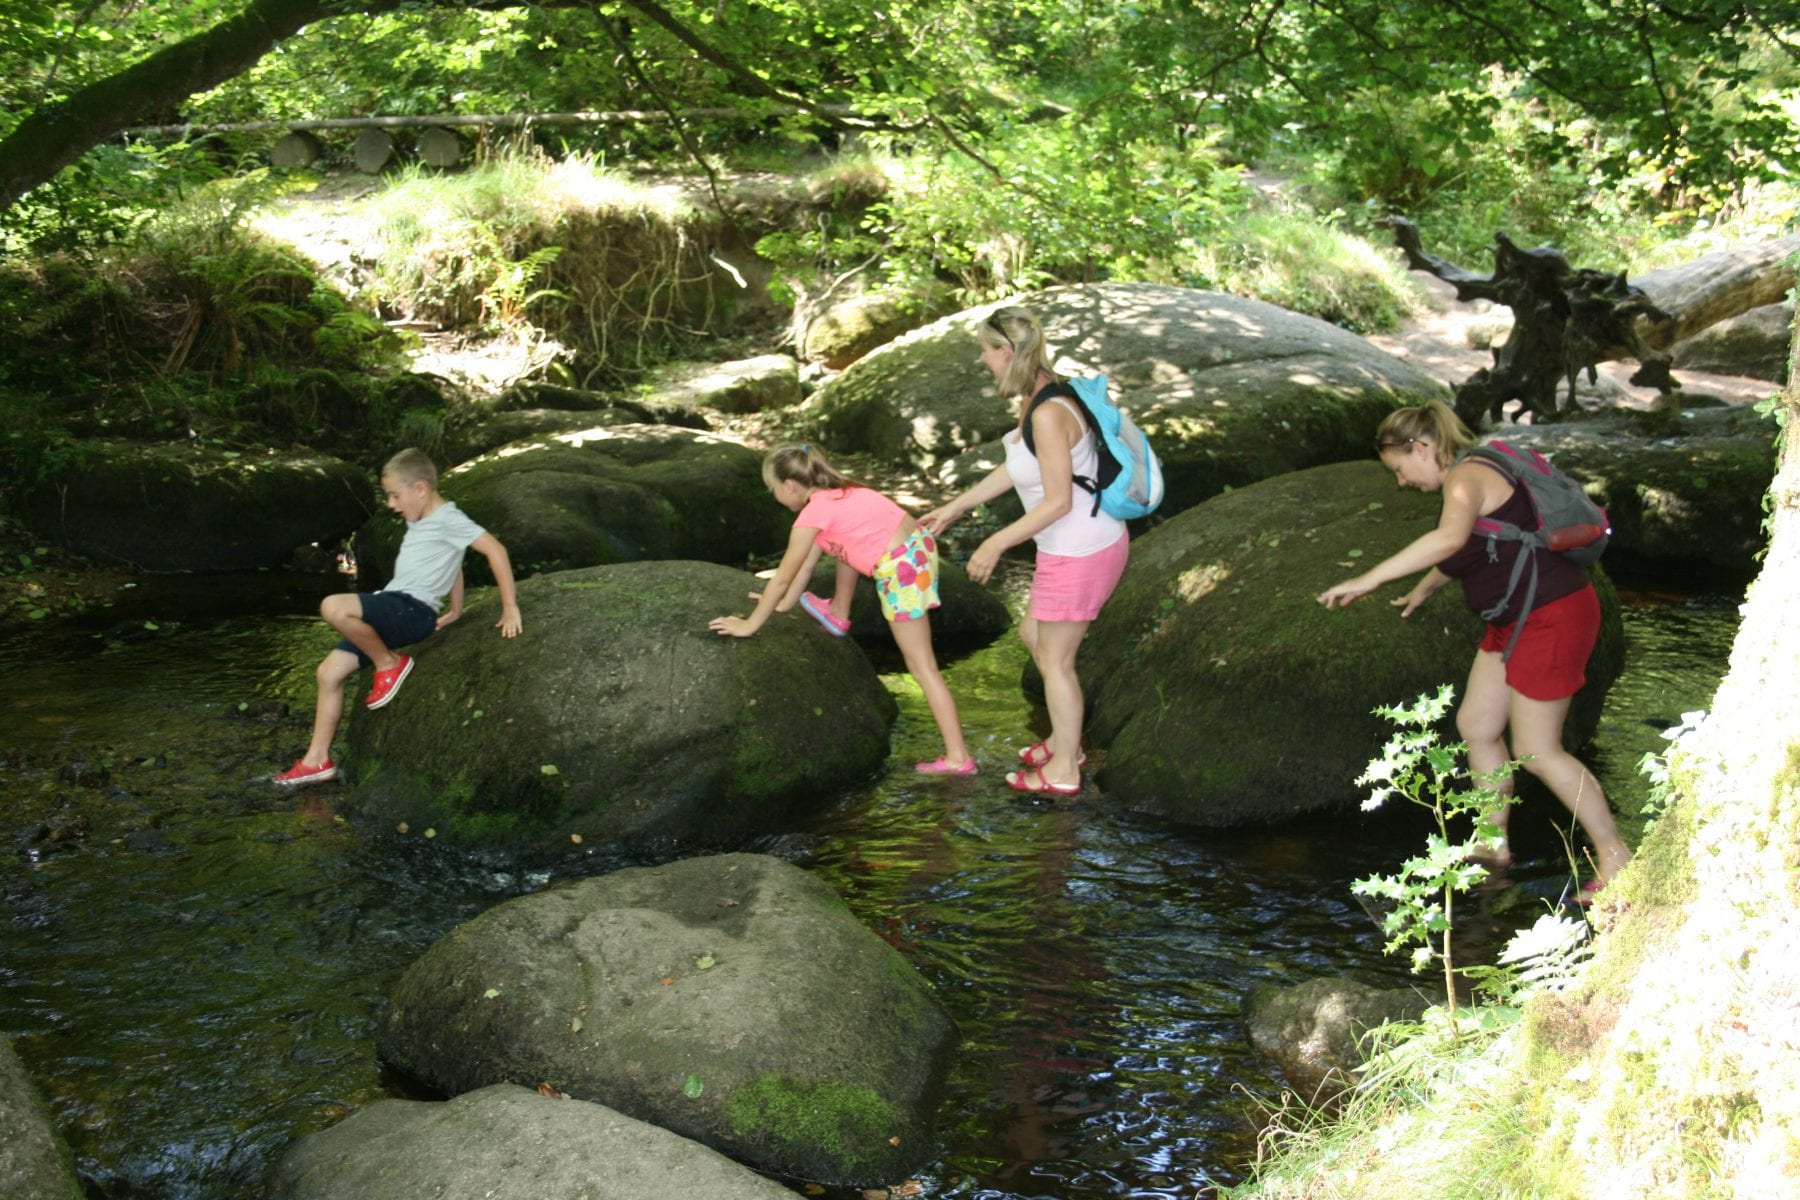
top-left (1191, 211), bottom-right (1427, 334)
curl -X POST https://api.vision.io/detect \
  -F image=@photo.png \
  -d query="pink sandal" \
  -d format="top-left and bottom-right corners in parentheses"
top-left (915, 756), bottom-right (977, 775)
top-left (1017, 740), bottom-right (1087, 769)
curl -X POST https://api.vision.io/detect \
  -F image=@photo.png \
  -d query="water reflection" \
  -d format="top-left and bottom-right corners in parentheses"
top-left (0, 575), bottom-right (1740, 1199)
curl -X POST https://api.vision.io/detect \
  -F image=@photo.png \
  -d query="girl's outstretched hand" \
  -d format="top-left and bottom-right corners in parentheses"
top-left (709, 615), bottom-right (755, 637)
top-left (1317, 576), bottom-right (1375, 608)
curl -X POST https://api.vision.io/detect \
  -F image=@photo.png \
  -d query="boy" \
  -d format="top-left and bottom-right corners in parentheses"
top-left (273, 448), bottom-right (523, 787)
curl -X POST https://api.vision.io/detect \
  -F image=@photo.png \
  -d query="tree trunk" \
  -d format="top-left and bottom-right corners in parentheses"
top-left (1631, 234), bottom-right (1800, 348)
top-left (0, 0), bottom-right (335, 211)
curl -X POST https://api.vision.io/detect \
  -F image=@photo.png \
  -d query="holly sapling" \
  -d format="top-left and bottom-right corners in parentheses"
top-left (1350, 685), bottom-right (1519, 1027)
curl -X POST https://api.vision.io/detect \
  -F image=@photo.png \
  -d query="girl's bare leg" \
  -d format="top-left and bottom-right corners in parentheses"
top-left (889, 615), bottom-right (971, 765)
top-left (829, 558), bottom-right (859, 623)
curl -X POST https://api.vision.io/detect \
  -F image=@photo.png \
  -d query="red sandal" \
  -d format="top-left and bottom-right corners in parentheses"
top-left (1006, 765), bottom-right (1081, 795)
top-left (1017, 740), bottom-right (1088, 769)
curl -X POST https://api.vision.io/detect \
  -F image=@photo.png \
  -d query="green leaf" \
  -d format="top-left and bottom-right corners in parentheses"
top-left (683, 1074), bottom-right (704, 1099)
top-left (695, 954), bottom-right (716, 970)
top-left (540, 763), bottom-right (559, 776)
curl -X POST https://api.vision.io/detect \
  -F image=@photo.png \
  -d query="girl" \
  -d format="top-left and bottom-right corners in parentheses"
top-left (920, 306), bottom-right (1130, 795)
top-left (709, 444), bottom-right (976, 774)
top-left (1316, 400), bottom-right (1631, 897)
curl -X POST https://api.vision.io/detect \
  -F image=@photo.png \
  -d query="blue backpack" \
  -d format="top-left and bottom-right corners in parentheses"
top-left (1023, 374), bottom-right (1165, 520)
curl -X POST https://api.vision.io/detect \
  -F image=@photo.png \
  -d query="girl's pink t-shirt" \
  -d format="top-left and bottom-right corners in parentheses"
top-left (796, 487), bottom-right (907, 576)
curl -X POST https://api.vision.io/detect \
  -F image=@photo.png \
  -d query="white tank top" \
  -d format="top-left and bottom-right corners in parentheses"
top-left (1002, 395), bottom-right (1128, 557)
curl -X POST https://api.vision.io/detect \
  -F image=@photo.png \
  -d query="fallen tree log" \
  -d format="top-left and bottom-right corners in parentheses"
top-left (1385, 218), bottom-right (1799, 426)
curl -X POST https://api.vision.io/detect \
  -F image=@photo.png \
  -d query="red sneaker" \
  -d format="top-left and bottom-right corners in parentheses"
top-left (364, 655), bottom-right (414, 709)
top-left (273, 758), bottom-right (336, 788)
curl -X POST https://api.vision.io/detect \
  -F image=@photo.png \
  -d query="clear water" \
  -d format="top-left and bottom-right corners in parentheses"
top-left (0, 571), bottom-right (1740, 1198)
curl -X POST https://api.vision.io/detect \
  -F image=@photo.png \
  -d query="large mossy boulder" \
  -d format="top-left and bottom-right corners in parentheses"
top-left (340, 561), bottom-right (896, 859)
top-left (805, 282), bottom-right (1449, 517)
top-left (1484, 407), bottom-right (1777, 574)
top-left (16, 443), bottom-right (373, 571)
top-left (0, 1037), bottom-right (84, 1200)
top-left (376, 854), bottom-right (957, 1187)
top-left (801, 283), bottom-right (957, 369)
top-left (1080, 461), bottom-right (1624, 828)
top-left (268, 1083), bottom-right (798, 1200)
top-left (353, 425), bottom-right (786, 587)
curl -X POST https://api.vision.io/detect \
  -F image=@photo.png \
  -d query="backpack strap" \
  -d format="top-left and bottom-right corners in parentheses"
top-left (1023, 381), bottom-right (1104, 517)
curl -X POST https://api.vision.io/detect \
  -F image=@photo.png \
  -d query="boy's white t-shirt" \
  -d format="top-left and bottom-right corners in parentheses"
top-left (383, 501), bottom-right (486, 613)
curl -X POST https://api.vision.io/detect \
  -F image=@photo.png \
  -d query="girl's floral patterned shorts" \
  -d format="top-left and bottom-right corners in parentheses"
top-left (872, 527), bottom-right (941, 622)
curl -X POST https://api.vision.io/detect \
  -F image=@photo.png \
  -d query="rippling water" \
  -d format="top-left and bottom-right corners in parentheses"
top-left (0, 572), bottom-right (1741, 1198)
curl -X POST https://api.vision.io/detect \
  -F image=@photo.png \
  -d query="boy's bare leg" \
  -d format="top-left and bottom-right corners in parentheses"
top-left (320, 594), bottom-right (402, 672)
top-left (302, 648), bottom-right (361, 766)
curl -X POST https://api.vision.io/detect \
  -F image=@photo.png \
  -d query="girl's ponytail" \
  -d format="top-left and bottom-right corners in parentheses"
top-left (763, 443), bottom-right (864, 493)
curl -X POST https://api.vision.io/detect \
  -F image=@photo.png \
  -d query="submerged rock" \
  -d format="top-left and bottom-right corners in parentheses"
top-left (1080, 461), bottom-right (1623, 827)
top-left (339, 561), bottom-right (896, 859)
top-left (17, 442), bottom-right (373, 572)
top-left (805, 281), bottom-right (1448, 517)
top-left (1242, 976), bottom-right (1433, 1099)
top-left (352, 424), bottom-right (787, 587)
top-left (268, 1083), bottom-right (796, 1200)
top-left (376, 854), bottom-right (957, 1187)
top-left (0, 1036), bottom-right (85, 1200)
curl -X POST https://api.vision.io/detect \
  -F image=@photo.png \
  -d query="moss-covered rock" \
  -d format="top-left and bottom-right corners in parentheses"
top-left (644, 354), bottom-right (801, 414)
top-left (0, 1037), bottom-right (84, 1200)
top-left (1670, 301), bottom-right (1793, 384)
top-left (1080, 461), bottom-right (1623, 827)
top-left (801, 282), bottom-right (957, 369)
top-left (805, 282), bottom-right (1449, 519)
top-left (352, 425), bottom-right (786, 586)
top-left (1243, 976), bottom-right (1434, 1098)
top-left (16, 442), bottom-right (374, 571)
top-left (1478, 407), bottom-right (1777, 574)
top-left (339, 560), bottom-right (896, 859)
top-left (268, 1083), bottom-right (797, 1200)
top-left (375, 854), bottom-right (956, 1186)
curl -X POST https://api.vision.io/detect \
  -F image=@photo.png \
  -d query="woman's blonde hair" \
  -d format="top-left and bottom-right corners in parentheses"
top-left (1376, 400), bottom-right (1475, 469)
top-left (977, 305), bottom-right (1062, 402)
top-left (762, 443), bottom-right (864, 493)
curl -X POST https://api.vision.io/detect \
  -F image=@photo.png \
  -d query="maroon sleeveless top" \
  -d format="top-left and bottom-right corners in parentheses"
top-left (1436, 468), bottom-right (1590, 626)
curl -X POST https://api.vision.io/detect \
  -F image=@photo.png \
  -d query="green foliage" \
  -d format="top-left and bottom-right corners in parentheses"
top-left (1351, 685), bottom-right (1518, 1021)
top-left (861, 122), bottom-right (1249, 303)
top-left (1186, 209), bottom-right (1425, 333)
top-left (364, 147), bottom-right (714, 380)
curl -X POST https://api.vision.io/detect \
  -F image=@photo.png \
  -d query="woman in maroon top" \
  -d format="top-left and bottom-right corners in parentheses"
top-left (1317, 400), bottom-right (1631, 896)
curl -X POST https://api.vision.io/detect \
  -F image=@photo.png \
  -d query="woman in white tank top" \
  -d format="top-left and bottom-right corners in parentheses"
top-left (921, 306), bottom-right (1129, 795)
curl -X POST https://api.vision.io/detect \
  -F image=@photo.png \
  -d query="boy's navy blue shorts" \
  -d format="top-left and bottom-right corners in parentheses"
top-left (336, 591), bottom-right (436, 668)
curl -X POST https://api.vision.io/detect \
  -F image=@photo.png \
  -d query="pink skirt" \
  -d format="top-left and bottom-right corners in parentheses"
top-left (1029, 532), bottom-right (1128, 622)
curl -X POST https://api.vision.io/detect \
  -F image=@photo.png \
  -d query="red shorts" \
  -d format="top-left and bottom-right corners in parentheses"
top-left (1030, 533), bottom-right (1129, 623)
top-left (1478, 585), bottom-right (1600, 701)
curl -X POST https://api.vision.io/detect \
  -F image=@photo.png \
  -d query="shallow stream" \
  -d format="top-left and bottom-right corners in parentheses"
top-left (0, 568), bottom-right (1741, 1198)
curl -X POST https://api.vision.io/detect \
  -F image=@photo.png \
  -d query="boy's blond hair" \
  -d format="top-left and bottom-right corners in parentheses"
top-left (383, 448), bottom-right (439, 488)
